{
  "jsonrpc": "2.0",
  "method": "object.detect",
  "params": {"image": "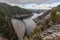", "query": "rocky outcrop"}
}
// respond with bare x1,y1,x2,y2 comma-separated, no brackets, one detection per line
42,32,60,40
42,28,60,40
34,10,51,23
